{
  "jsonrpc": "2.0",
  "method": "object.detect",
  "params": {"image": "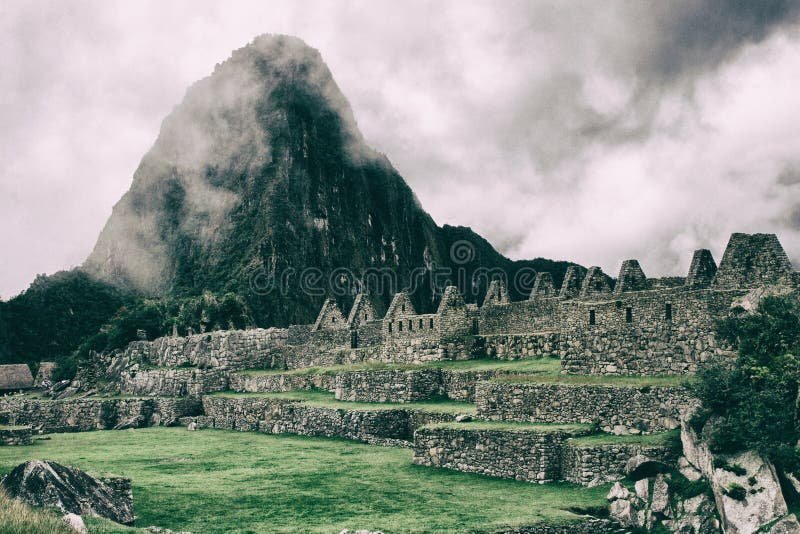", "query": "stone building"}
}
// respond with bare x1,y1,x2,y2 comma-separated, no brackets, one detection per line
0,364,34,393
104,232,798,400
